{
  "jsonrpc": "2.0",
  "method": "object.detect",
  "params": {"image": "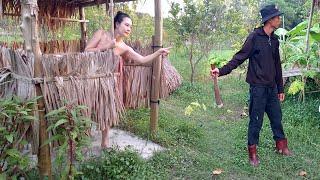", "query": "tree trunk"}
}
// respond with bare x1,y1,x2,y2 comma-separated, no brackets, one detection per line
305,0,315,53
20,0,52,178
189,37,195,84
303,0,316,103
189,52,195,83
